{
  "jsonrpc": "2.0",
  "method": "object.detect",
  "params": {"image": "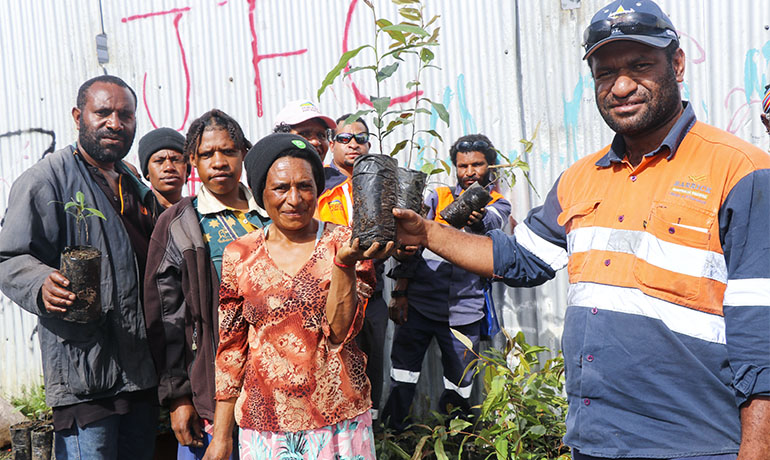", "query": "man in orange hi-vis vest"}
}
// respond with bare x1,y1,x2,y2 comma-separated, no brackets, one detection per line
391,1,770,457
317,114,371,222
316,114,389,424
381,134,511,432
